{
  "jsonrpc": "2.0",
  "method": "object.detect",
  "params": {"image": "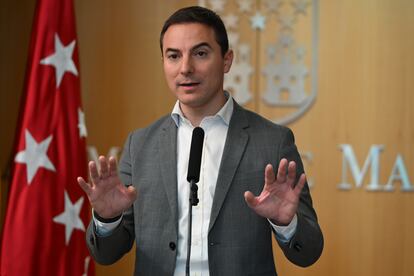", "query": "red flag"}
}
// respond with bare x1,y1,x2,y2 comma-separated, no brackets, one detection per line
0,0,94,275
